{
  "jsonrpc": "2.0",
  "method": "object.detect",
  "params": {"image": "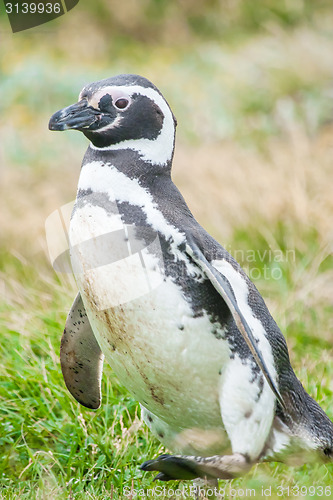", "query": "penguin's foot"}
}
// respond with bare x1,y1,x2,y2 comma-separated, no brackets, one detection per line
140,452,252,481
140,454,199,481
